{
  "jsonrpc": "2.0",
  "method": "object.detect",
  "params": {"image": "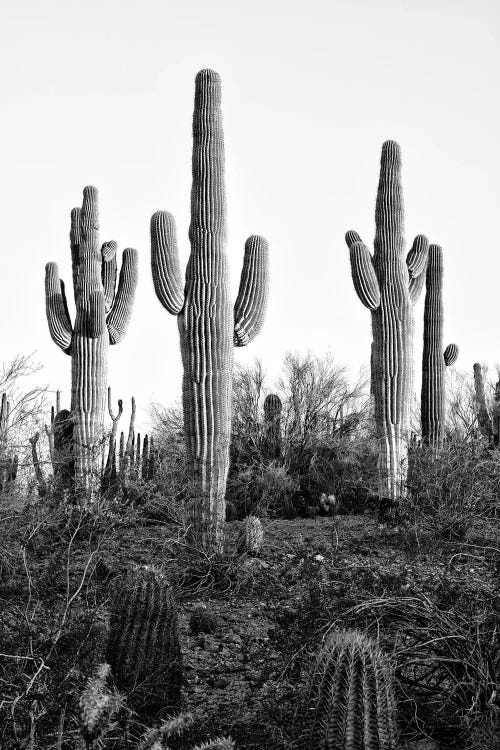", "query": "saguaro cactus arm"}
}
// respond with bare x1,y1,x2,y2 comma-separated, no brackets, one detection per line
407,234,429,303
346,237,381,310
233,235,269,347
101,240,118,312
45,263,73,353
106,248,139,344
444,343,458,366
151,211,185,315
